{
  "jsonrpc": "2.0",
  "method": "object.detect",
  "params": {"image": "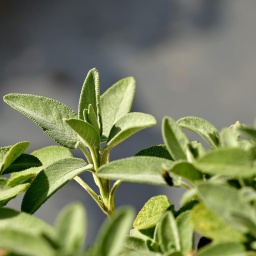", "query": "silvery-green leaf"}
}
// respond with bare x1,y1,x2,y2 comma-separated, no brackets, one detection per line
106,112,157,149
101,77,136,139
97,156,174,186
4,94,78,148
22,158,91,213
177,116,219,148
